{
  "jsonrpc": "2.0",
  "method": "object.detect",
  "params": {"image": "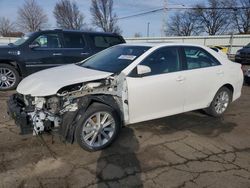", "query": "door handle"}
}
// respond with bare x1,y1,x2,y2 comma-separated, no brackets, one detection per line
81,52,90,55
53,53,62,56
176,76,185,82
